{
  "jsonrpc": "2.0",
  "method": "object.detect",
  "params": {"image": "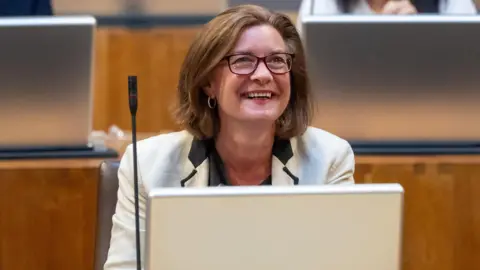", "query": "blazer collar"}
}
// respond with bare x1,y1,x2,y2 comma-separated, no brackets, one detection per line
180,137,299,187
